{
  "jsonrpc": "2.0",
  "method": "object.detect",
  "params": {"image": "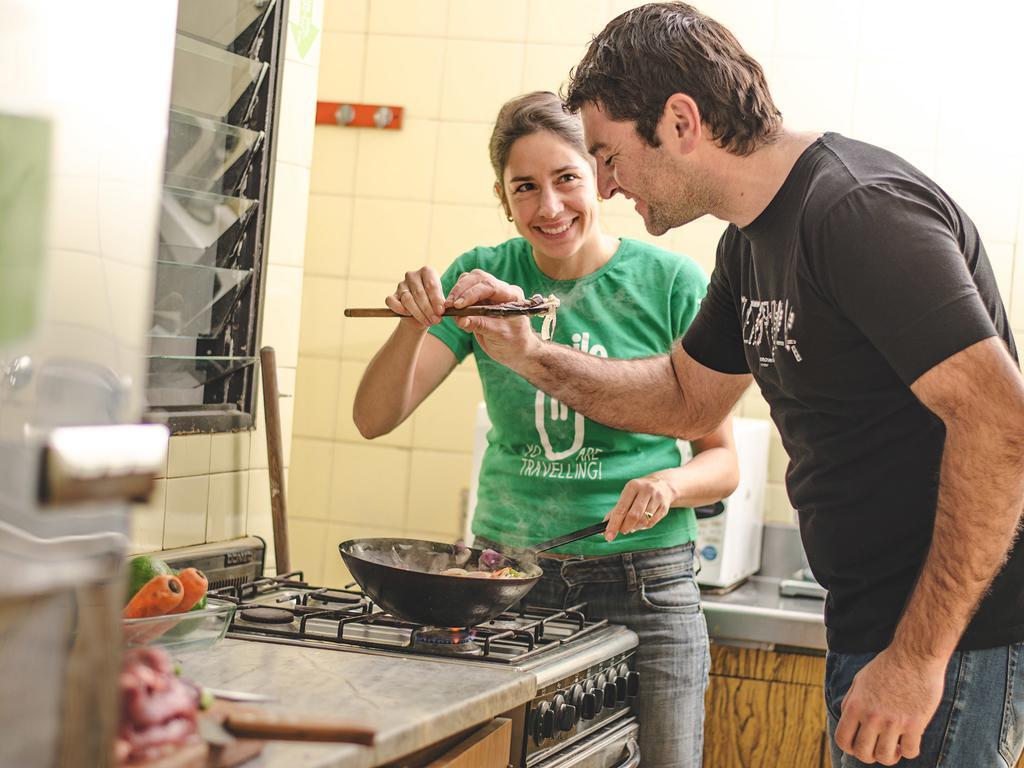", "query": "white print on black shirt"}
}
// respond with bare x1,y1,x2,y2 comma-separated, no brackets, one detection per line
524,330,607,475
741,296,802,367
